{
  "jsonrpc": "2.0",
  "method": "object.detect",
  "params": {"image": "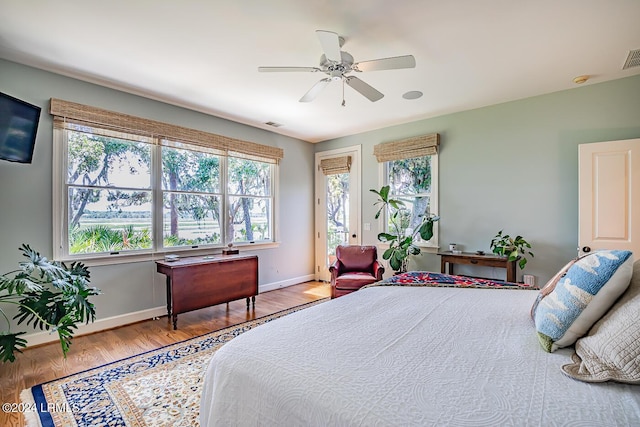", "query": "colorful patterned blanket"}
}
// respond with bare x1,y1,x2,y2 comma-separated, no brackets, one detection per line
366,271,538,290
